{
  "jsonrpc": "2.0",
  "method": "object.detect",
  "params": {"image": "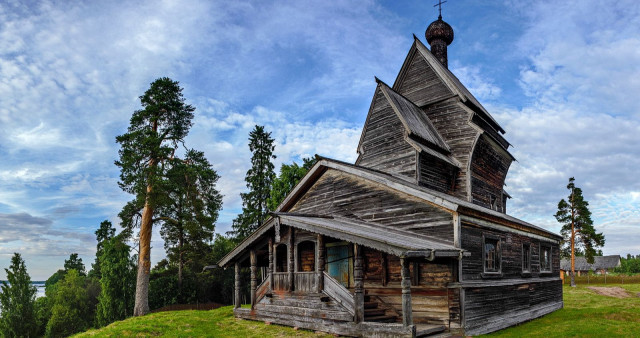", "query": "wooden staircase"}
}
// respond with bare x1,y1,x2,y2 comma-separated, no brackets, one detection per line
363,294,398,323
